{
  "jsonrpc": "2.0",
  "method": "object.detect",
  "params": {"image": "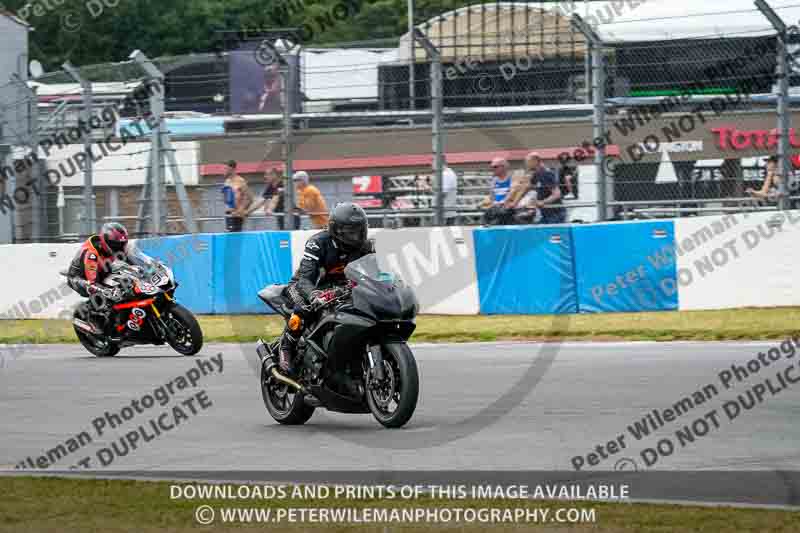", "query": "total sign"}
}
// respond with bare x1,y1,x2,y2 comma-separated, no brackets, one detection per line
712,126,800,151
